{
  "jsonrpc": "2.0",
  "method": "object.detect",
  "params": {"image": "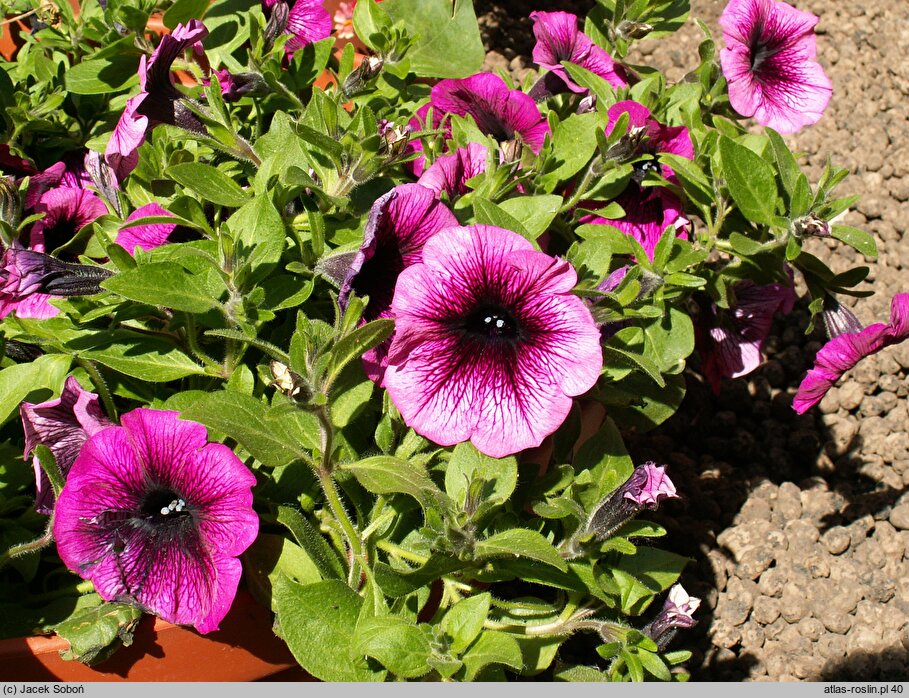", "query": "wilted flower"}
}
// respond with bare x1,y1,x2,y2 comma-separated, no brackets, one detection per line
530,11,628,93
694,276,796,394
383,225,602,458
642,584,701,650
585,462,678,540
417,143,488,200
21,376,114,514
52,409,259,634
719,0,832,134
793,293,909,414
116,203,179,254
338,183,457,383
104,20,210,182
